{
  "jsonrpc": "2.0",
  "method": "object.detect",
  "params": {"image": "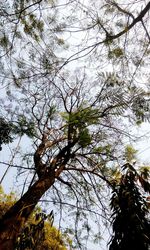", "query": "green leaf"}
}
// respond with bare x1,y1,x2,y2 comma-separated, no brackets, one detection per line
0,35,9,47
124,145,137,162
108,47,124,59
78,128,91,148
